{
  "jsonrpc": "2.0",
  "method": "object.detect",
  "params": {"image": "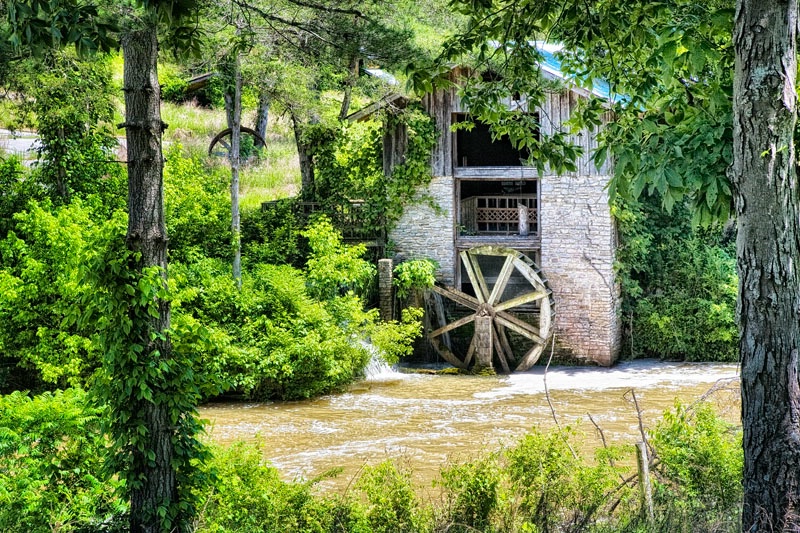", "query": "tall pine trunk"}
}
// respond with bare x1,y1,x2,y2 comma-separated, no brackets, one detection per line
733,0,800,530
121,27,176,532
